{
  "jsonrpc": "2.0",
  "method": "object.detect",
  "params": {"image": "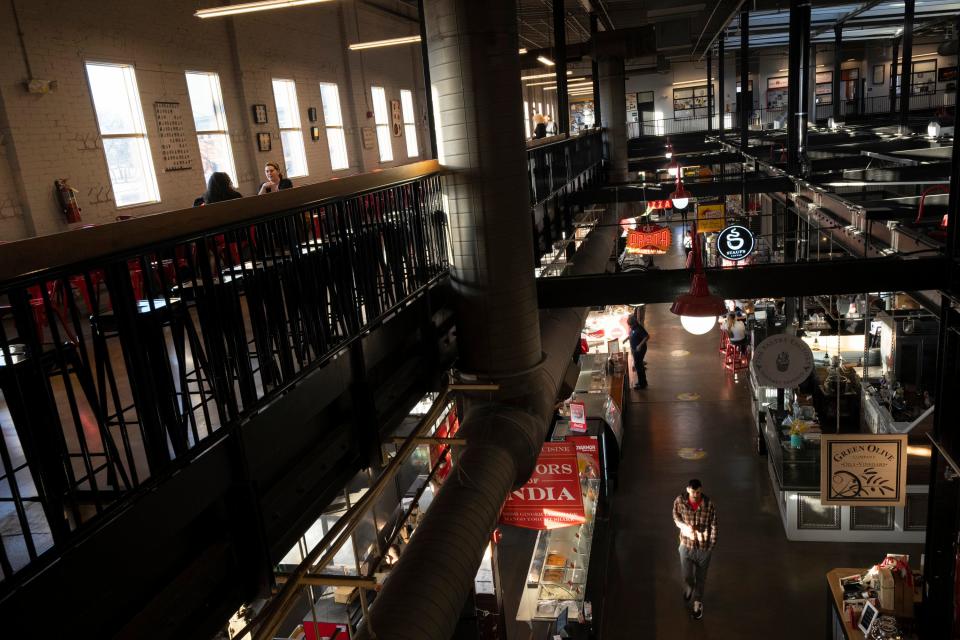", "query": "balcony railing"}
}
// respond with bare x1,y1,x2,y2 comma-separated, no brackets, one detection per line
0,161,449,586
527,129,604,207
